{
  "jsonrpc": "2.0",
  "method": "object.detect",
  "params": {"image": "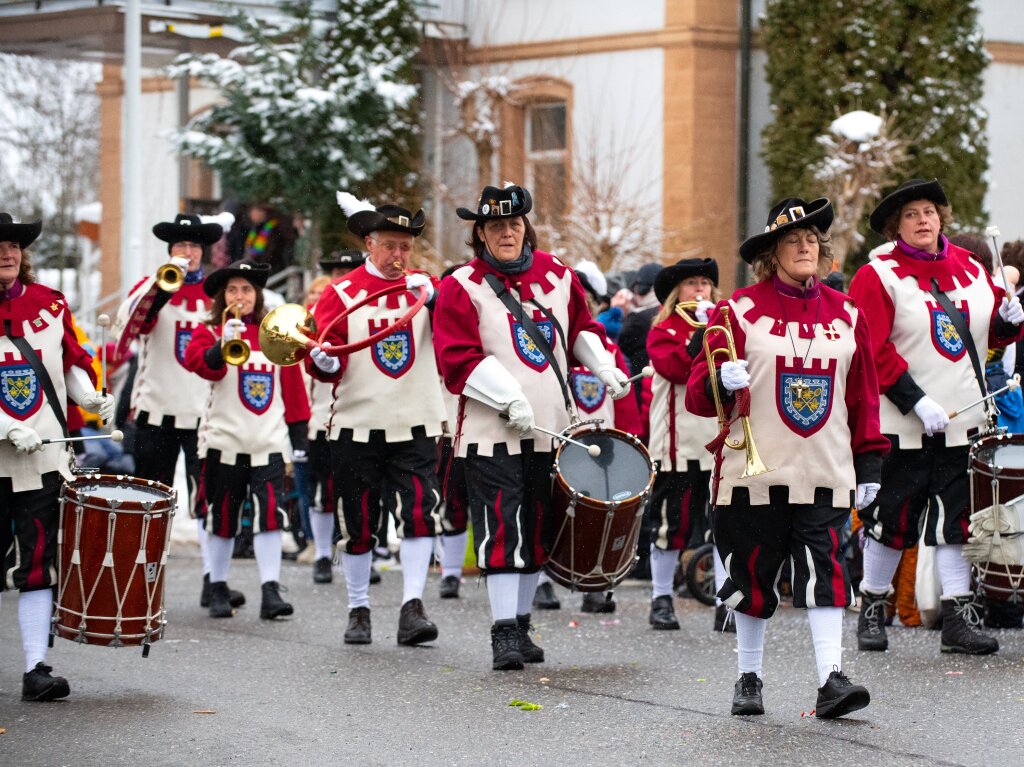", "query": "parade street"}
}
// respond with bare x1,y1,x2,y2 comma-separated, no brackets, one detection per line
1,550,1021,767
